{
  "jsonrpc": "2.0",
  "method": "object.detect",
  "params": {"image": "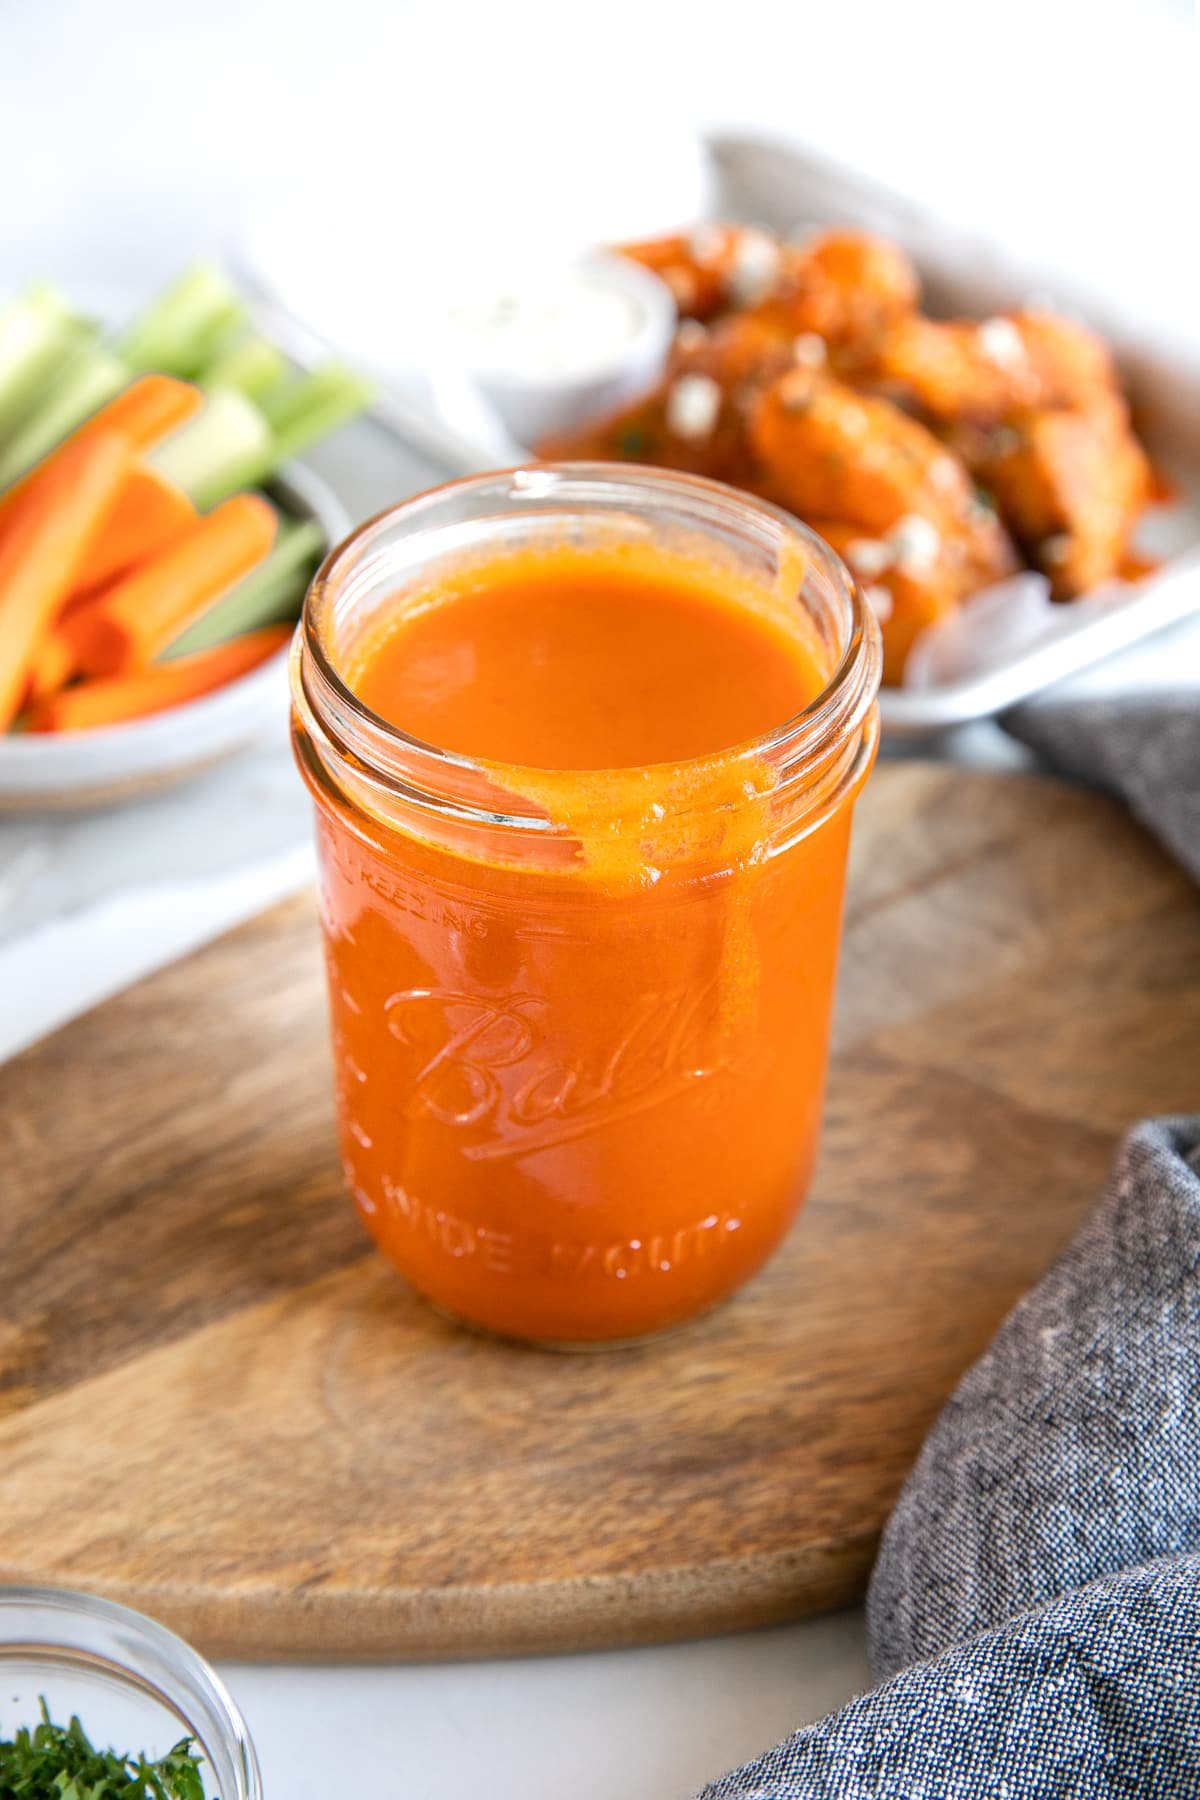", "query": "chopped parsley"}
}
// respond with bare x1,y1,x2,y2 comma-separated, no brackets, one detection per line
0,1703,207,1800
